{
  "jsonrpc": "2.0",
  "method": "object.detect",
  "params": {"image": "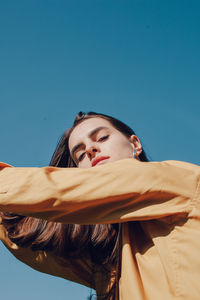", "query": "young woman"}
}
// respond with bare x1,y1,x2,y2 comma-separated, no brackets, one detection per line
0,112,200,300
